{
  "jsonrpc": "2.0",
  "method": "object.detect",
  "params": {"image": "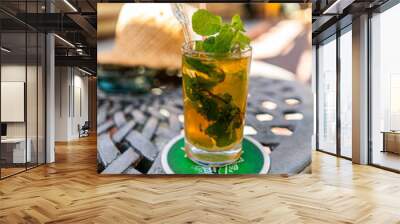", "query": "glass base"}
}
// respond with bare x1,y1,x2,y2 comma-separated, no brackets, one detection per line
184,139,242,167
